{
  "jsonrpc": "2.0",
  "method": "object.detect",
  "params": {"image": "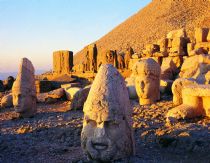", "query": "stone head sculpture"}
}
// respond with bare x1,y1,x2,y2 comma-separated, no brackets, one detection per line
12,58,37,118
105,50,115,64
81,64,135,162
134,58,160,105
